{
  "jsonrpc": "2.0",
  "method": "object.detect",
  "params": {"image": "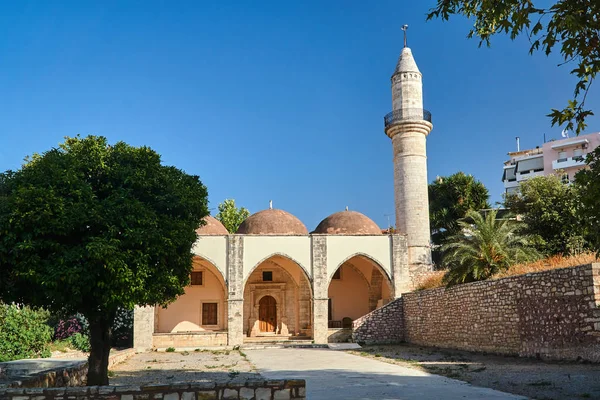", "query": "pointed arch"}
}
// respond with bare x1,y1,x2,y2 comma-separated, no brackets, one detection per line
243,252,312,291
330,252,392,285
